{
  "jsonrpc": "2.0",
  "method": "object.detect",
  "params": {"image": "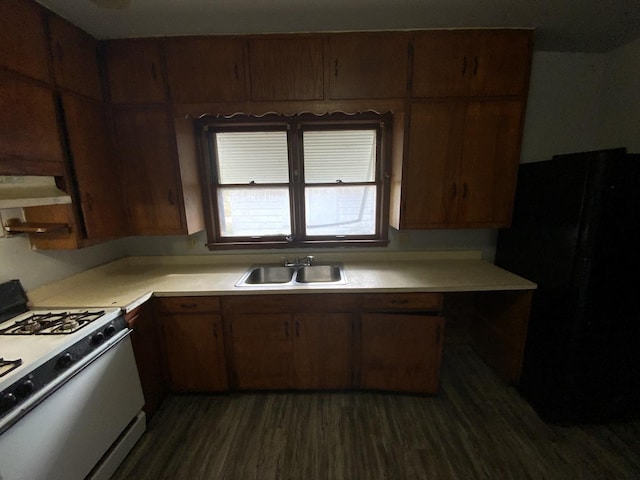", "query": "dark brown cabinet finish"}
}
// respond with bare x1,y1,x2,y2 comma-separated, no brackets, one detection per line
293,313,353,390
113,107,185,235
61,93,128,239
126,303,167,420
360,313,444,393
0,74,64,175
157,297,228,392
48,15,102,100
248,36,324,101
472,290,533,383
398,99,523,228
164,36,245,103
328,32,409,99
224,294,357,390
228,313,294,390
0,0,50,82
412,30,532,98
104,39,167,104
